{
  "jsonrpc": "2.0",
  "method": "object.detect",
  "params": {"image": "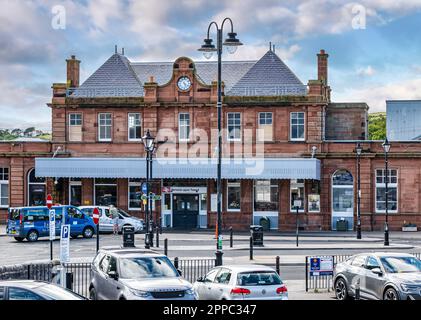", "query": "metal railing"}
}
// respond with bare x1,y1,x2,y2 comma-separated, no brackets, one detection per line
63,263,91,298
173,257,216,284
0,263,54,281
